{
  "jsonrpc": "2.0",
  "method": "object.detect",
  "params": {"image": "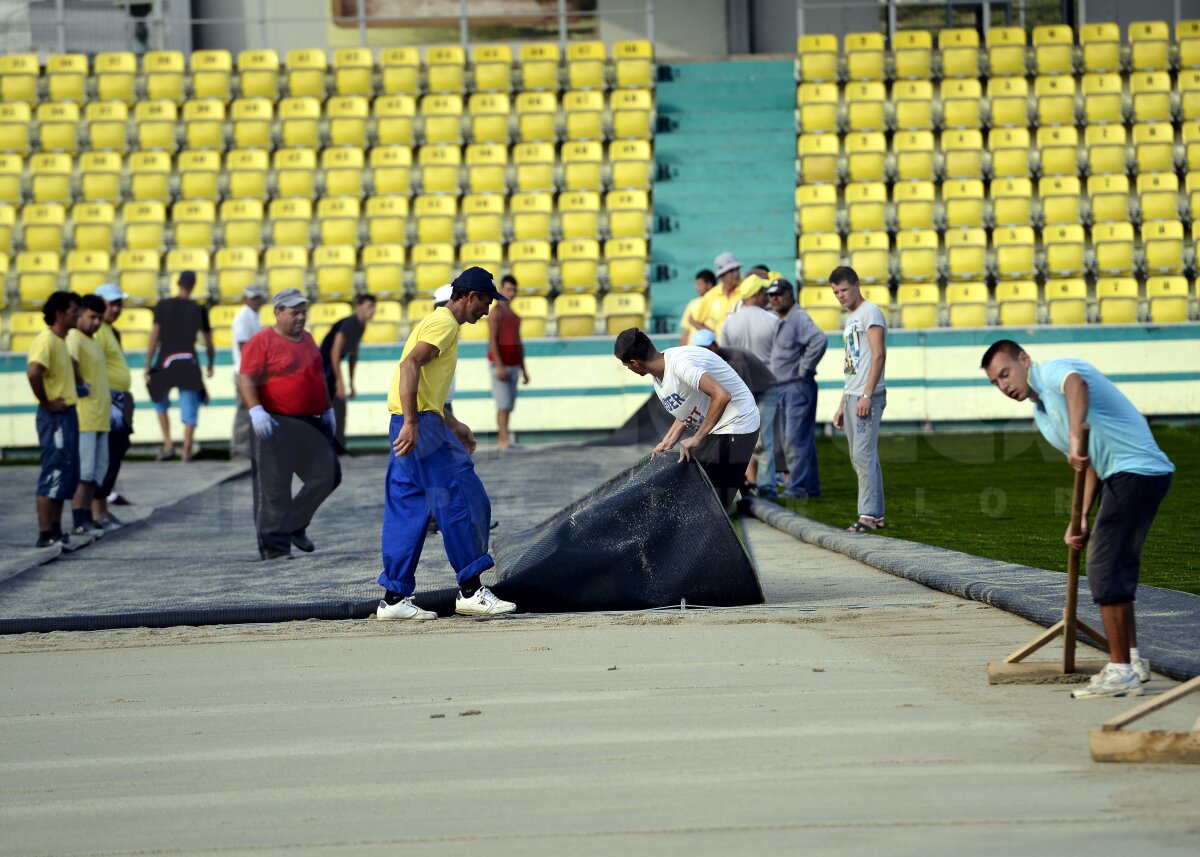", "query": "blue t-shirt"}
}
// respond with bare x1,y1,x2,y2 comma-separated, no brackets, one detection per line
1028,359,1174,481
